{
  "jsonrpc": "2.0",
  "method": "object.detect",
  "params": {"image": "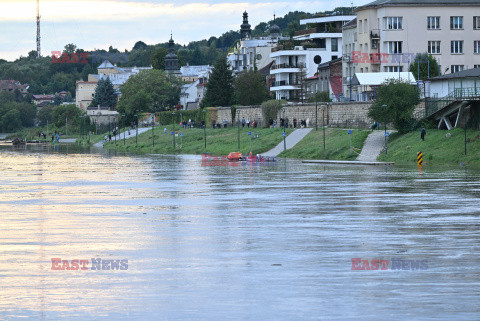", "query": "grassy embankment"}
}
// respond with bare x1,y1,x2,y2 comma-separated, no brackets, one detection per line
103,127,294,155
377,128,480,166
279,128,370,160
